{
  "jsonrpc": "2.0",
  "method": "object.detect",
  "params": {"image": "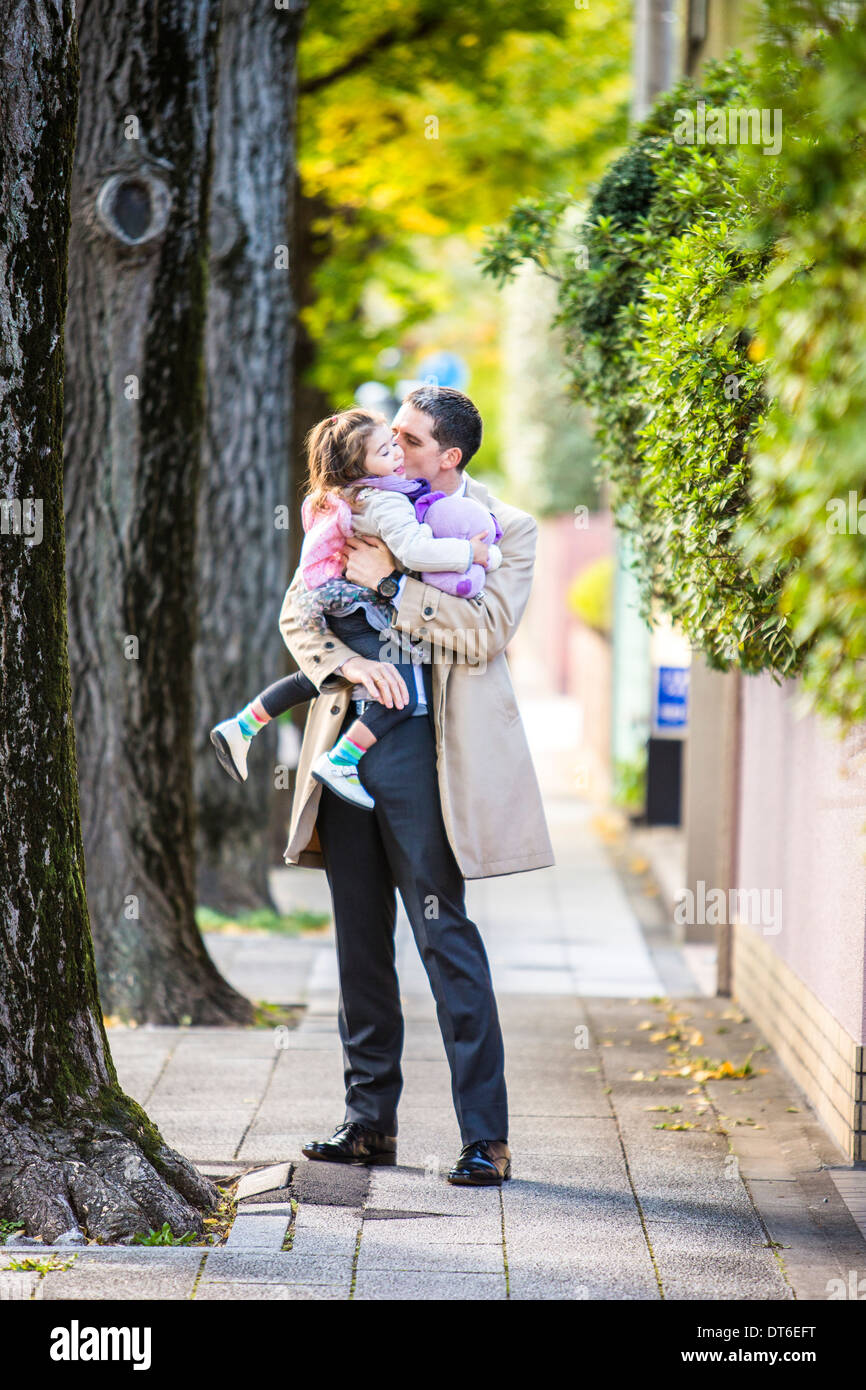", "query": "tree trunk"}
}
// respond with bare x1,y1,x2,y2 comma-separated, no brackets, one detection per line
0,0,218,1241
195,0,306,915
63,0,252,1022
268,183,338,835
292,186,336,503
